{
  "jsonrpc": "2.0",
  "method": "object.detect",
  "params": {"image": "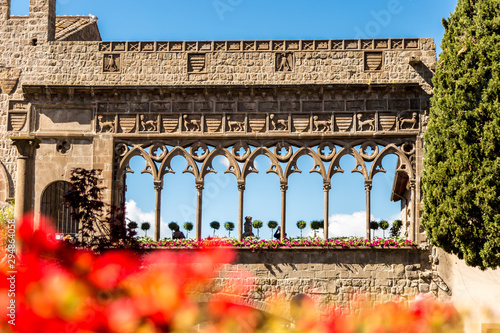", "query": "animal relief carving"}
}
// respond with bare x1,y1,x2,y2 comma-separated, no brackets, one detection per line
140,115,158,132
276,53,294,72
103,54,121,73
227,116,245,132
270,114,288,131
98,115,115,133
313,116,332,132
357,114,375,131
183,115,201,132
399,112,418,129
